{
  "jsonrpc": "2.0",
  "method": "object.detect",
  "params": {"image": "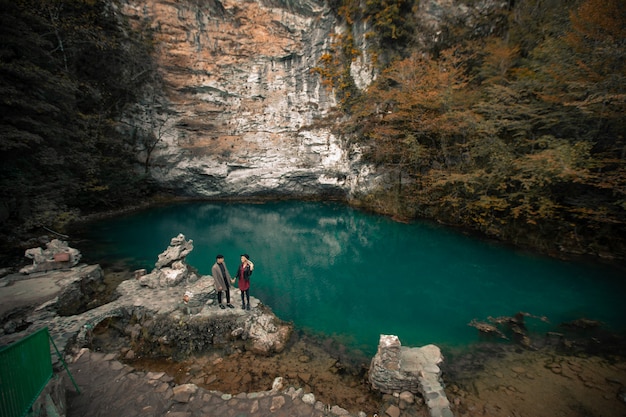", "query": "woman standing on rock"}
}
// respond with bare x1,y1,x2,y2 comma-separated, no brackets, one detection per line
211,254,234,309
233,253,254,310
